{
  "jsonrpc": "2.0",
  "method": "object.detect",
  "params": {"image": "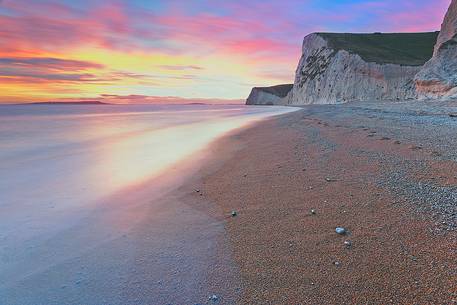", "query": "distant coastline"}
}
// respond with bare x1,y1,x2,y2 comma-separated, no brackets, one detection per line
25,101,110,105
